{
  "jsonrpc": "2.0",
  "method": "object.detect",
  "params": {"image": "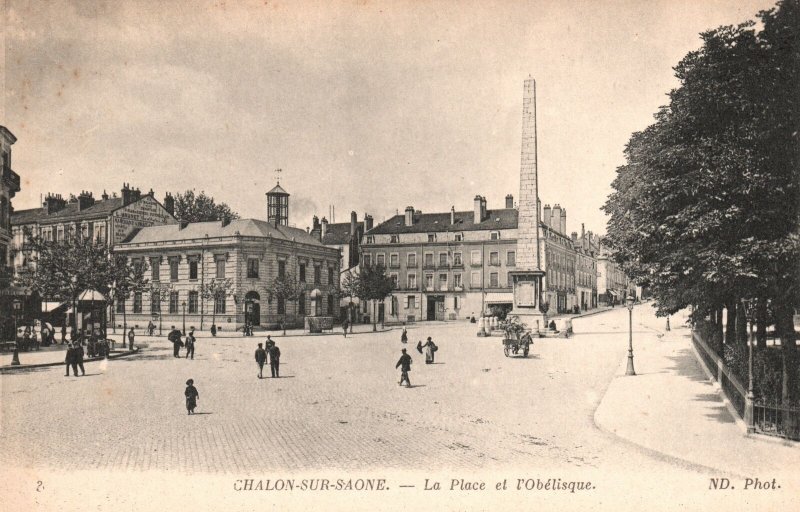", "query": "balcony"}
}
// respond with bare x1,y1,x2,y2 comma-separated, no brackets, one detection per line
2,167,20,193
423,263,436,270
406,262,418,269
451,262,464,269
